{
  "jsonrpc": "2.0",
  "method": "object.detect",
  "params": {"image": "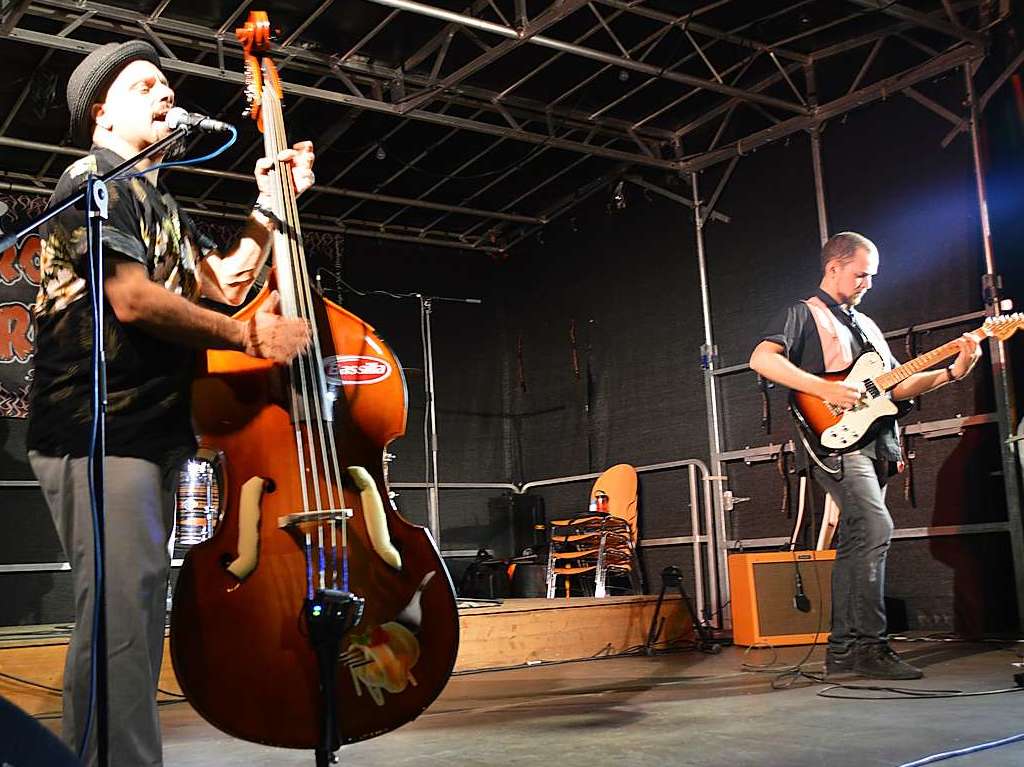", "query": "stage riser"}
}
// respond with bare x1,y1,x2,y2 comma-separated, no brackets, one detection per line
1,596,690,716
